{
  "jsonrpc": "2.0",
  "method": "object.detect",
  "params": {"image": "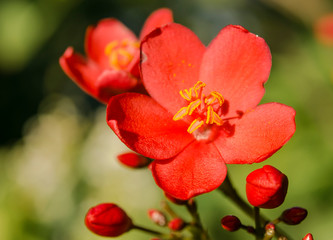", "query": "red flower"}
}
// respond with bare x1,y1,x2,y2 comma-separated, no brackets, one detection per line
246,165,288,209
85,203,132,237
314,13,333,46
107,23,296,200
59,8,173,103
